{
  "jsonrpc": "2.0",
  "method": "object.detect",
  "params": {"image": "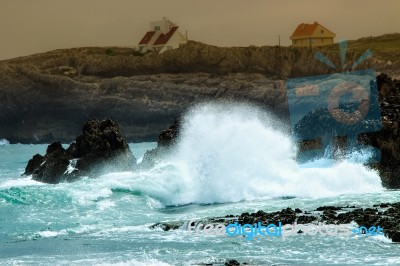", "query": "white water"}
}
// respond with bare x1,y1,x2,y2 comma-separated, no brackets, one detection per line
56,103,383,207
0,139,9,145
0,103,397,265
